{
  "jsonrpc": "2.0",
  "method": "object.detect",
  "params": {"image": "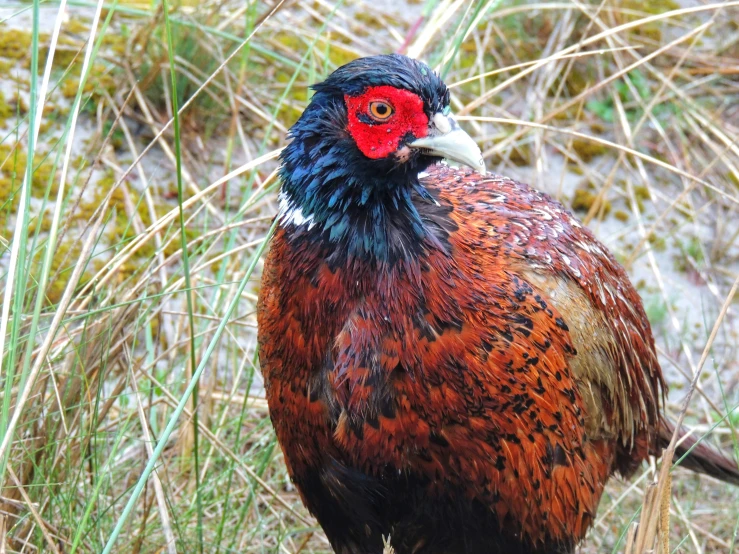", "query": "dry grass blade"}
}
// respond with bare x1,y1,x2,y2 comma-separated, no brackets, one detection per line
460,115,739,206
0,516,5,554
127,355,177,554
0,189,111,463
6,466,62,554
630,275,739,553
